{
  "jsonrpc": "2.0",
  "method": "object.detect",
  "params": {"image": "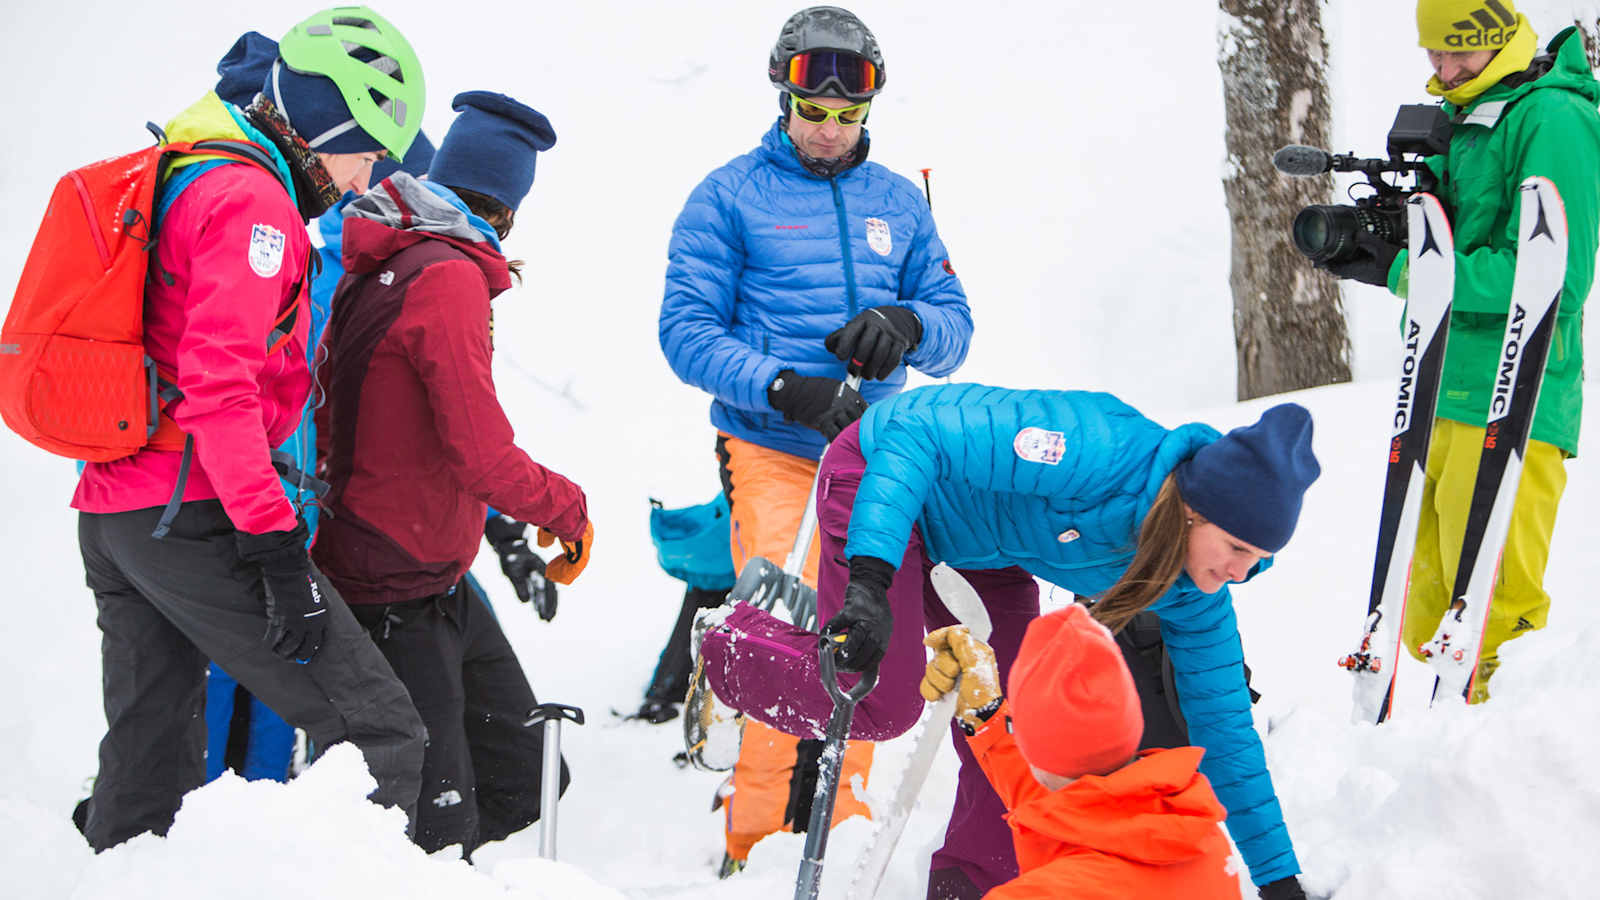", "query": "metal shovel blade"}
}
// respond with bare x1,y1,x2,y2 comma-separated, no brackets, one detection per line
729,554,818,630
